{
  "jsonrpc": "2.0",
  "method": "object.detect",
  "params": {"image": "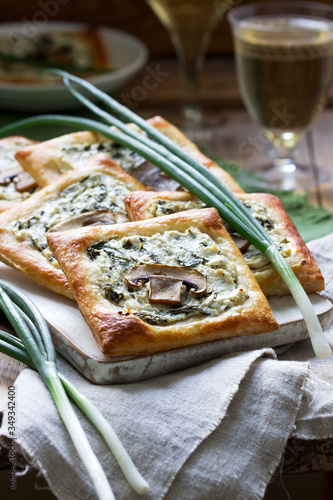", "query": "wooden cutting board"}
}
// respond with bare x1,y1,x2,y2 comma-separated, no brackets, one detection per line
1,262,332,384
